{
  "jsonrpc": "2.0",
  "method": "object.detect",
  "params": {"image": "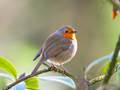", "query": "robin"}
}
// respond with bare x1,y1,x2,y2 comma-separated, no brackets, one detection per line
31,25,78,74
